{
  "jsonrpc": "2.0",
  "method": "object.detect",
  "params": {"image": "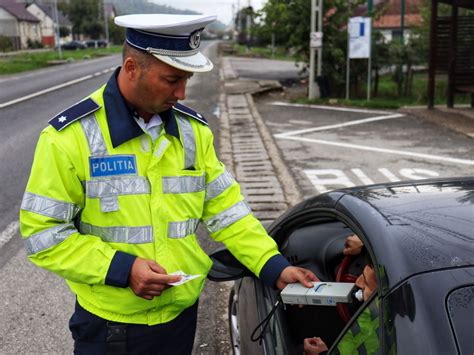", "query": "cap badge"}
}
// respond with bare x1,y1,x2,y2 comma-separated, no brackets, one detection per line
189,29,202,49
